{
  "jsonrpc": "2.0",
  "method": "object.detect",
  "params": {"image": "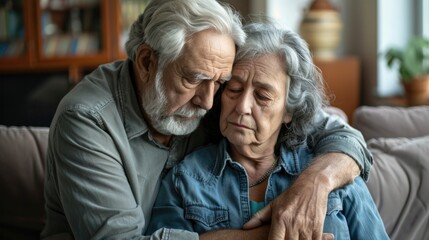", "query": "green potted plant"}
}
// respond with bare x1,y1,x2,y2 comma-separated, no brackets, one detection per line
384,36,429,105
